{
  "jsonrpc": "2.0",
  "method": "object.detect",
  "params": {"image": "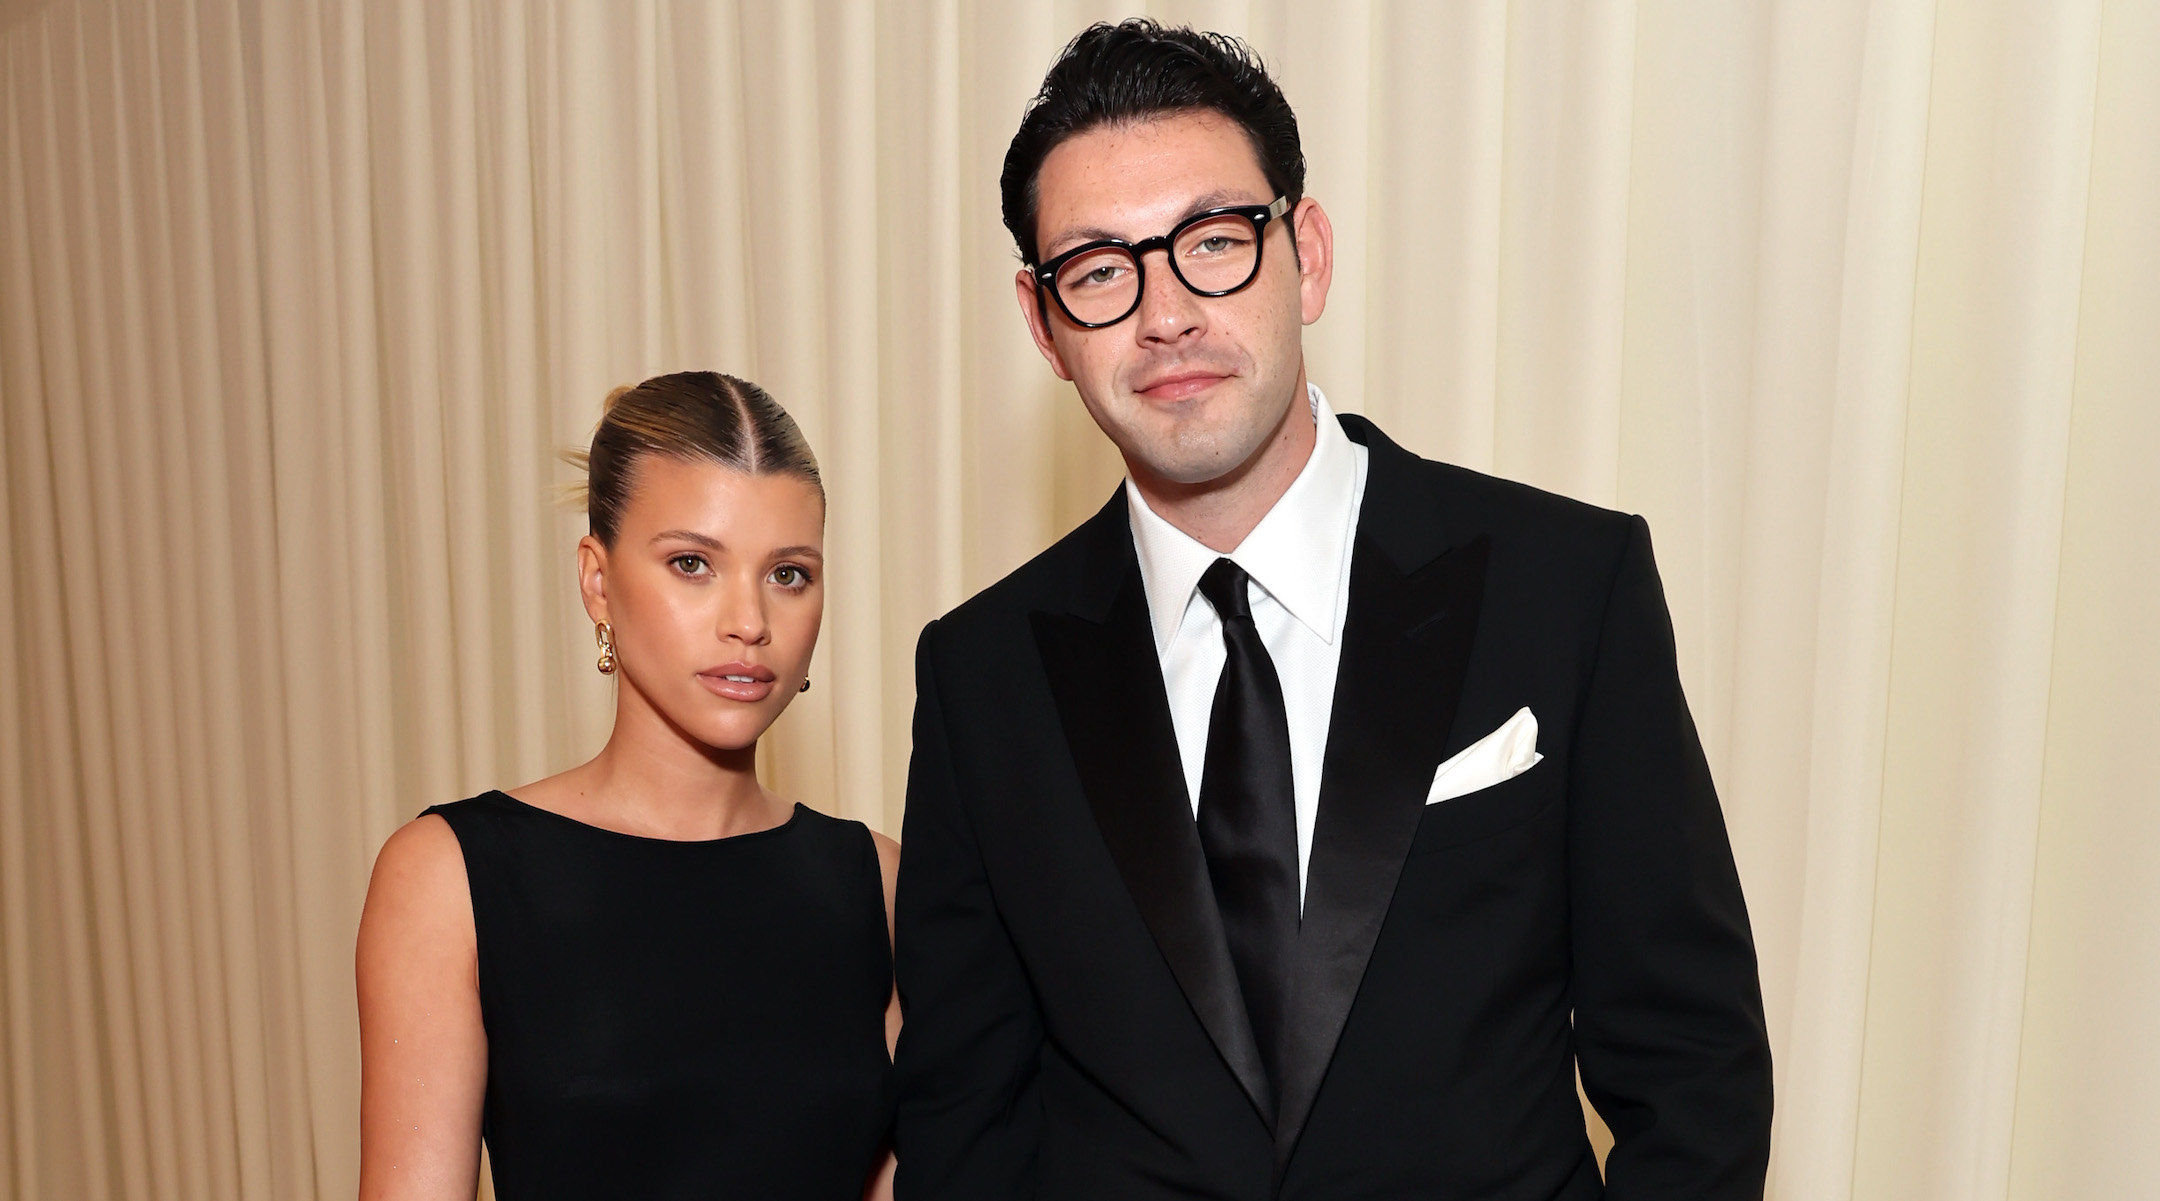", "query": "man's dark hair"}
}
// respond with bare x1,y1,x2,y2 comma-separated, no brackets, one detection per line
1000,20,1305,267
